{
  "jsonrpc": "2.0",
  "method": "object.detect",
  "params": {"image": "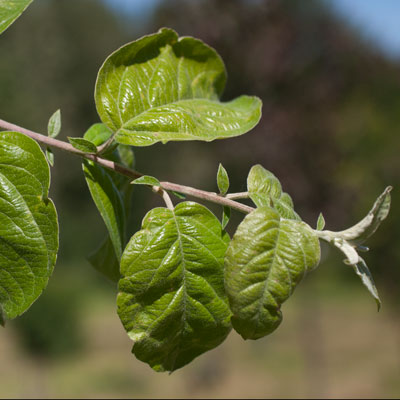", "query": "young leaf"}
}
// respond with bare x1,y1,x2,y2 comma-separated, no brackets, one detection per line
170,190,186,200
217,163,229,195
117,202,232,372
225,206,320,340
0,131,58,321
221,206,230,229
316,212,325,230
47,109,61,138
247,164,300,220
45,146,54,166
0,0,33,34
83,160,126,262
95,28,262,147
83,123,113,146
68,137,98,154
131,175,160,187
